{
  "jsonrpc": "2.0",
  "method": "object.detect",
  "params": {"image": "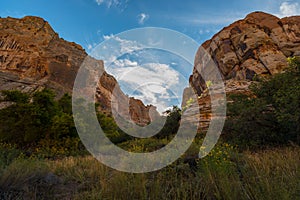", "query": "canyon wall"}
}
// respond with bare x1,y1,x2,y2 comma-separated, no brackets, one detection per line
186,12,300,132
0,16,157,125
